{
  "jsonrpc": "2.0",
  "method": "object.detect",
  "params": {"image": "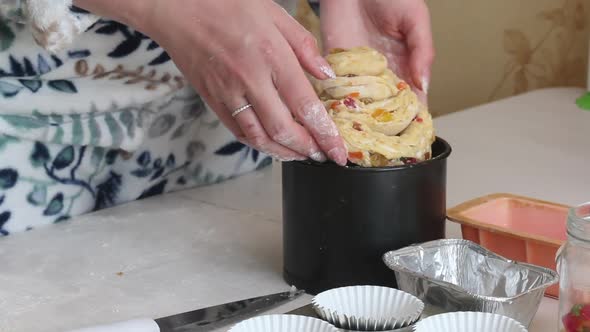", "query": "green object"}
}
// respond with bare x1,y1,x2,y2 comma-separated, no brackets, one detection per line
576,92,590,111
0,21,15,52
